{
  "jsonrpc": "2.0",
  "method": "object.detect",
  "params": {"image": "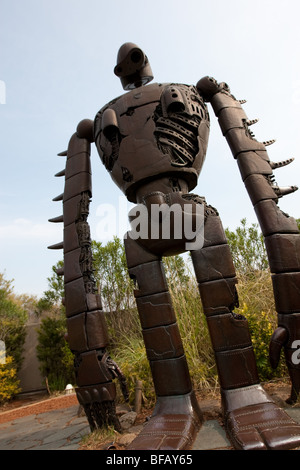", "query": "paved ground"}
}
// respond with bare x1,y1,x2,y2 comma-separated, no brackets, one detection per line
0,404,90,450
0,398,300,451
0,403,231,451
